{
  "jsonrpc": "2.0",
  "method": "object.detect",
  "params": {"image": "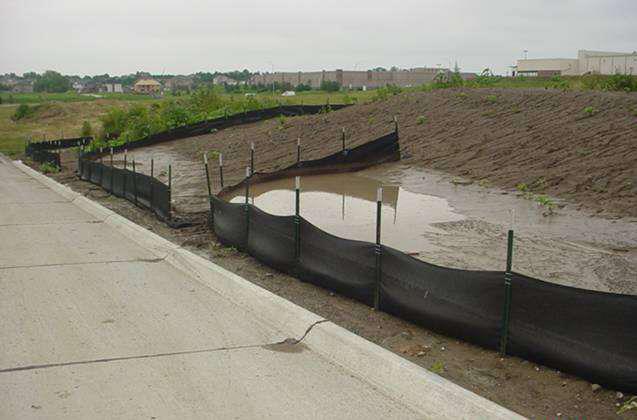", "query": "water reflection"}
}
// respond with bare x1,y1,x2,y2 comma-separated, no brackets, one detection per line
225,172,463,253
